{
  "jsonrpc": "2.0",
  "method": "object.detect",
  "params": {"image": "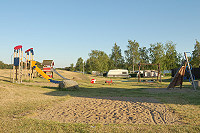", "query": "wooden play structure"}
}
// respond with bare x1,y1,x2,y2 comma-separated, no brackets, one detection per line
138,63,161,82
42,60,54,78
12,45,37,83
12,45,23,83
167,52,196,90
11,44,78,89
25,48,35,80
